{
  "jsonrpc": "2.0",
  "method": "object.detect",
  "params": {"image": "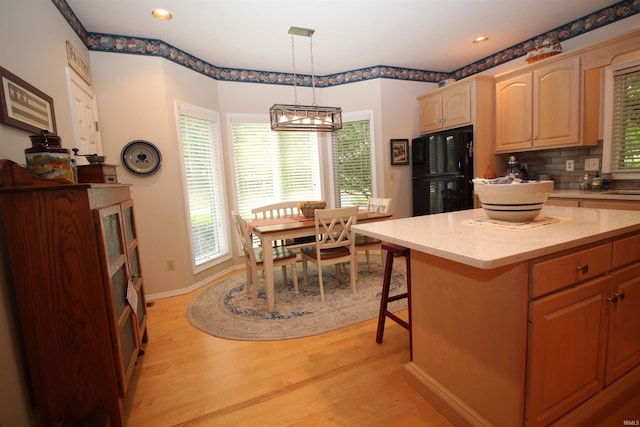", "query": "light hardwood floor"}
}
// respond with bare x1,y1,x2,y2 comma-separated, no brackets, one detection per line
123,271,639,427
